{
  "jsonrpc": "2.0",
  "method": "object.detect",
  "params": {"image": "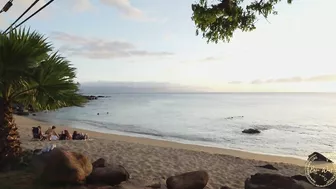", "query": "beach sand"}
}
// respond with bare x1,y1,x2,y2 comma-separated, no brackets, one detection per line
16,115,309,189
